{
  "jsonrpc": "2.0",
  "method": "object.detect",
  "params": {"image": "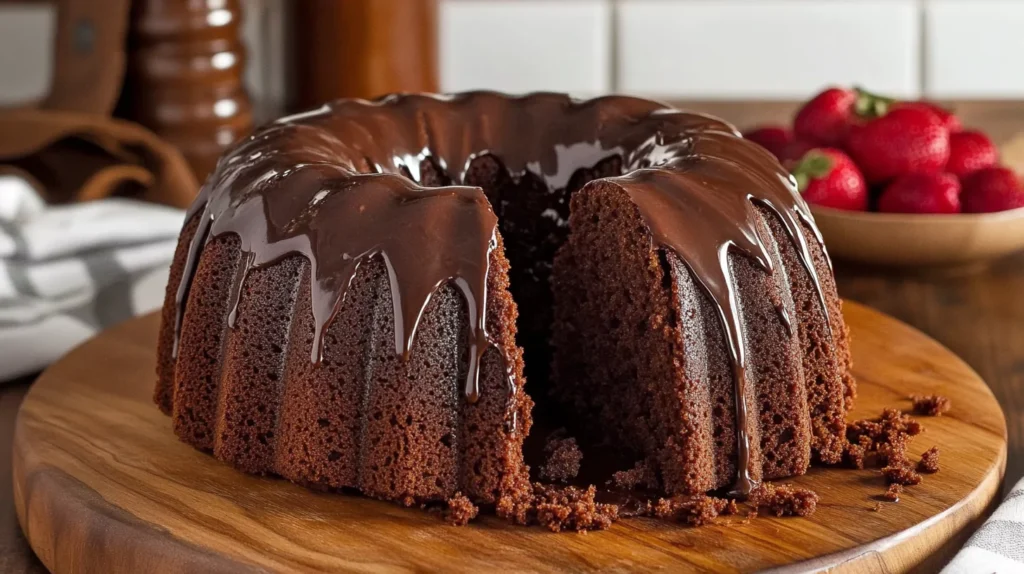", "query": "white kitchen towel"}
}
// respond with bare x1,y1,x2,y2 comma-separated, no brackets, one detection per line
944,475,1024,573
0,176,185,381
